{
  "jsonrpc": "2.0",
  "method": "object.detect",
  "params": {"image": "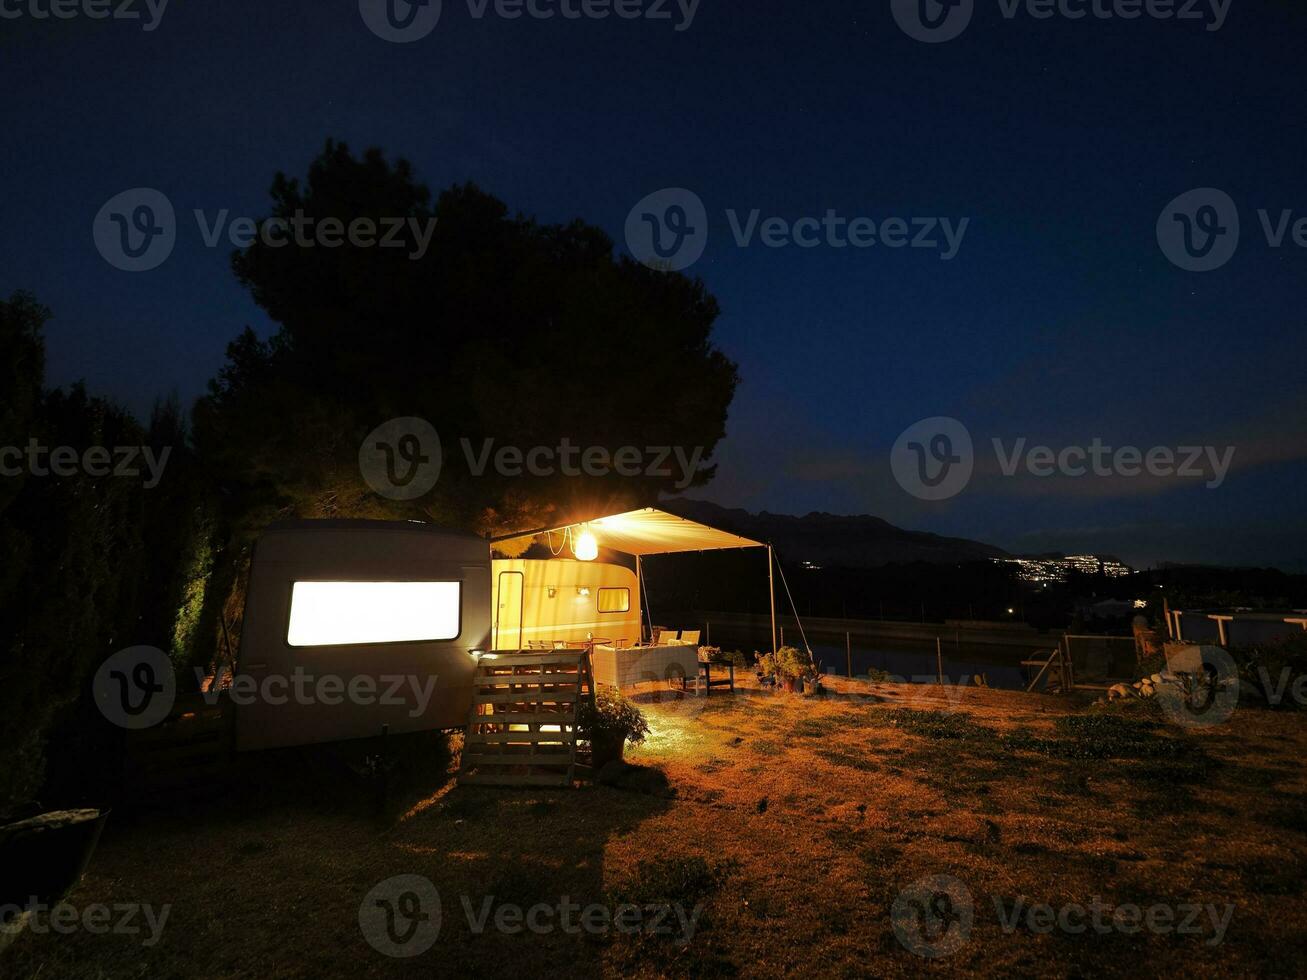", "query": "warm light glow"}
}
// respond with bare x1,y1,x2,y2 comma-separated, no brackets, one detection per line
574,526,599,561
287,581,460,647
